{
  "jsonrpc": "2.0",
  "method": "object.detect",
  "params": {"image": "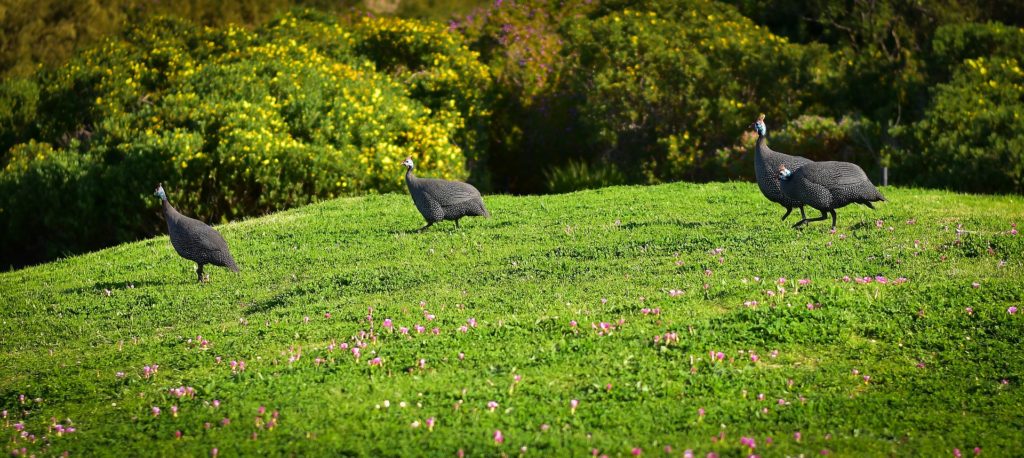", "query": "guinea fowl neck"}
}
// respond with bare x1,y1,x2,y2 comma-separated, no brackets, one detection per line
754,134,770,158
161,198,177,218
405,167,416,182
